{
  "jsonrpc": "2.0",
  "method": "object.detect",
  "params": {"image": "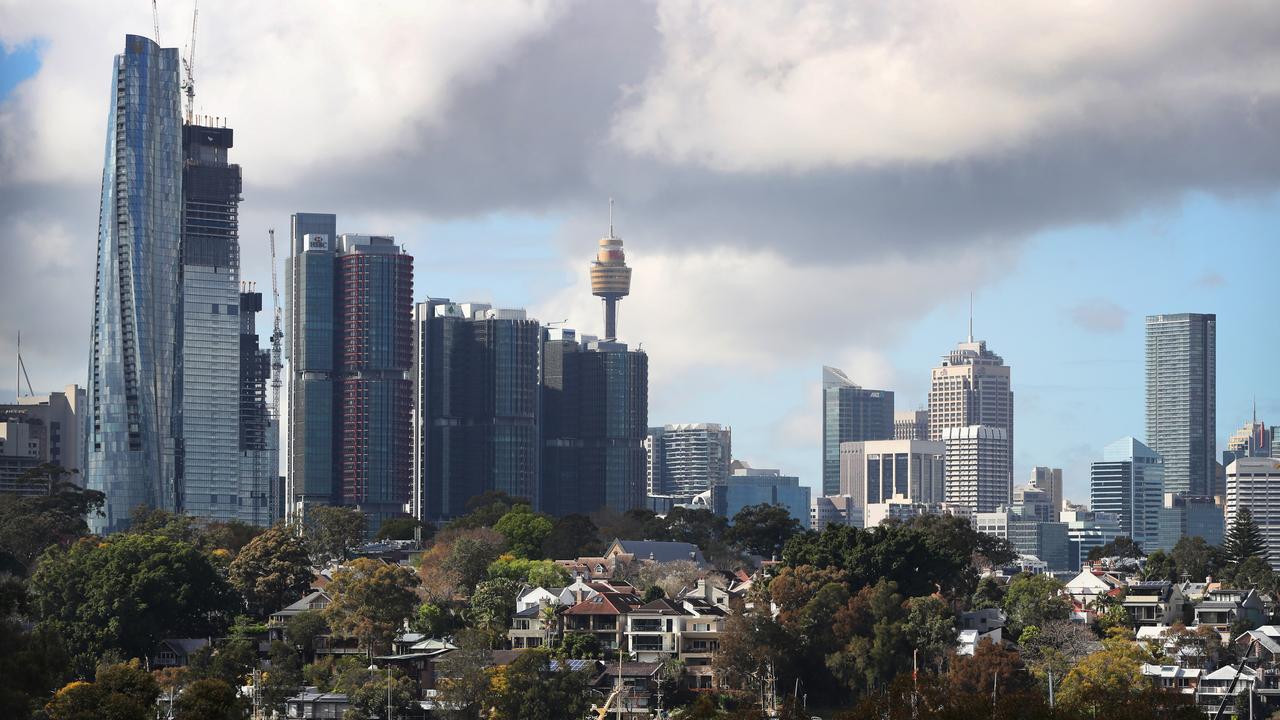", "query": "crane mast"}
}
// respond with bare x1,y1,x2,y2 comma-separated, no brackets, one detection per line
269,229,283,424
